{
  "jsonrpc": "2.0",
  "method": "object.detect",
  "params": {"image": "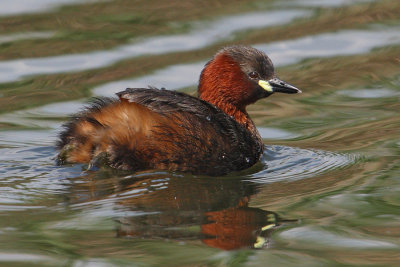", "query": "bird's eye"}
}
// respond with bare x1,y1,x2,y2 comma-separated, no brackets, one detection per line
248,71,259,79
